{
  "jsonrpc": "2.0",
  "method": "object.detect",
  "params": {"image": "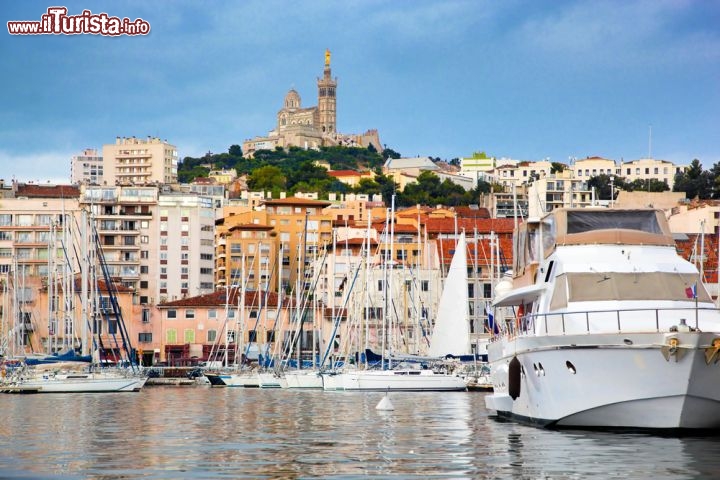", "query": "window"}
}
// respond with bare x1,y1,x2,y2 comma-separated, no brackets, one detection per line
142,309,150,323
377,280,384,291
138,332,152,343
227,330,236,343
207,330,217,343
248,330,257,342
184,329,195,343
167,309,177,319
185,309,195,319
140,281,148,289
166,329,177,344
208,309,217,319
421,280,429,292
